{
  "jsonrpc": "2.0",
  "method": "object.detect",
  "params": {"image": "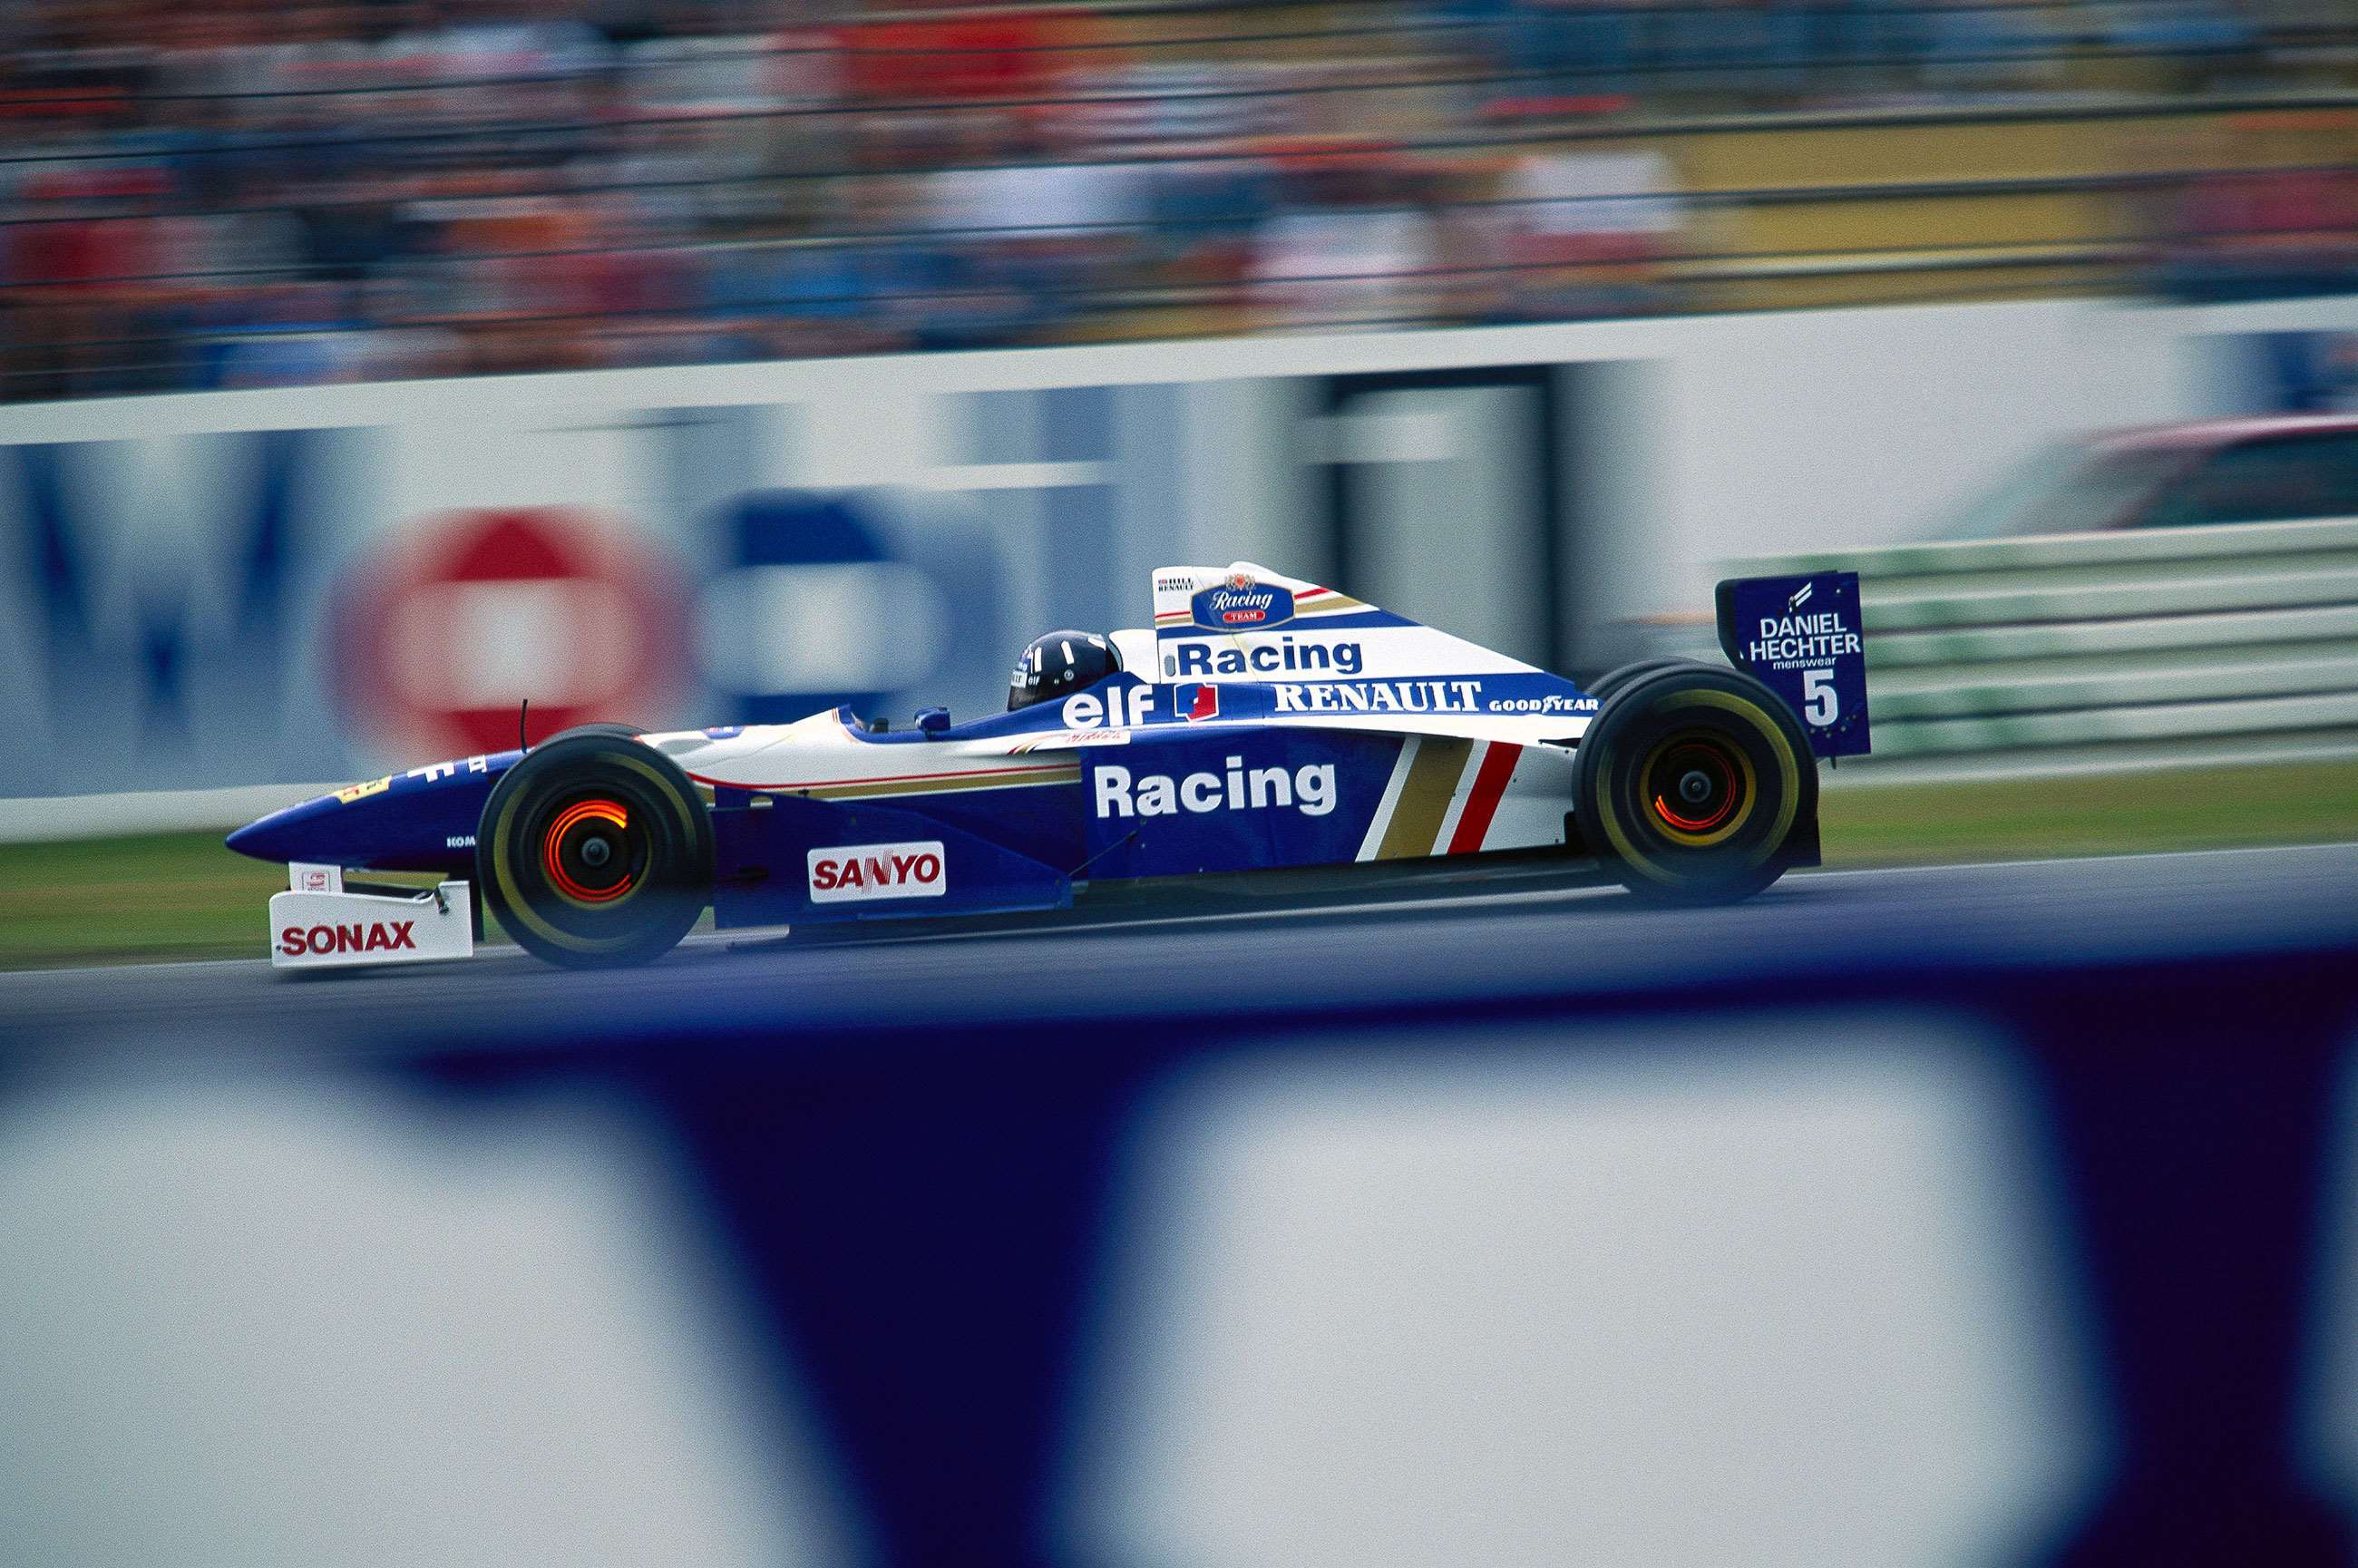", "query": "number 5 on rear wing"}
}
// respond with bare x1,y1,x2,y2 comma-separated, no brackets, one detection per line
1714,570,1872,758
